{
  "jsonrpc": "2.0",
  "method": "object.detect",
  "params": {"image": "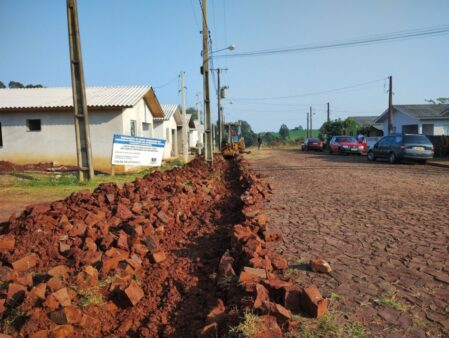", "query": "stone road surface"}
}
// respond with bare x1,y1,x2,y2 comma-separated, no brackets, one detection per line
248,148,449,337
